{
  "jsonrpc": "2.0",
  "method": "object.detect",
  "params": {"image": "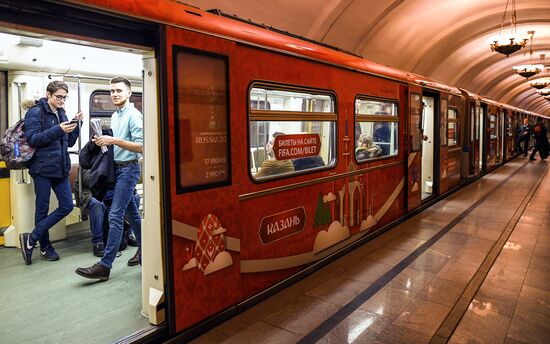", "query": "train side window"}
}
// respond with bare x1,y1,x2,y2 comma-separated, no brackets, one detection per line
490,114,497,139
354,97,398,162
448,108,458,146
173,48,230,193
90,90,142,128
249,84,336,180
